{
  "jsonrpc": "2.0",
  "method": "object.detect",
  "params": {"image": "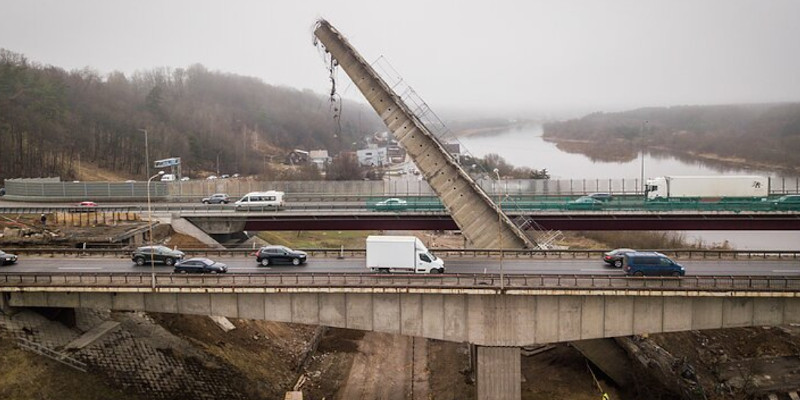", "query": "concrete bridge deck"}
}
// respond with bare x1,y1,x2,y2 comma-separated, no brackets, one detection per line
3,272,799,347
